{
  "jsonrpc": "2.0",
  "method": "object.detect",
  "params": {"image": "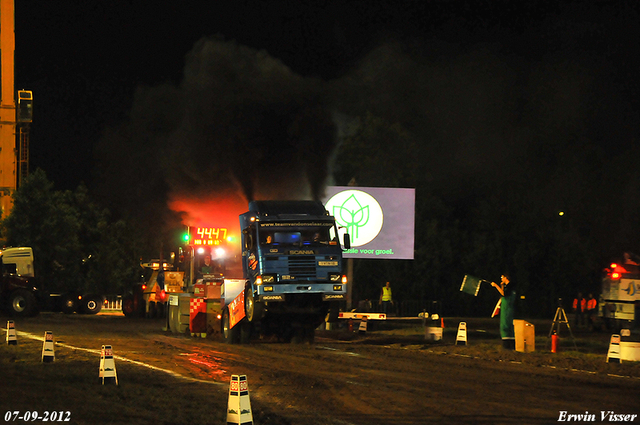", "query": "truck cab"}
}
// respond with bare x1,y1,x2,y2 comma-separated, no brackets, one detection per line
600,259,640,330
0,247,39,317
237,200,349,342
